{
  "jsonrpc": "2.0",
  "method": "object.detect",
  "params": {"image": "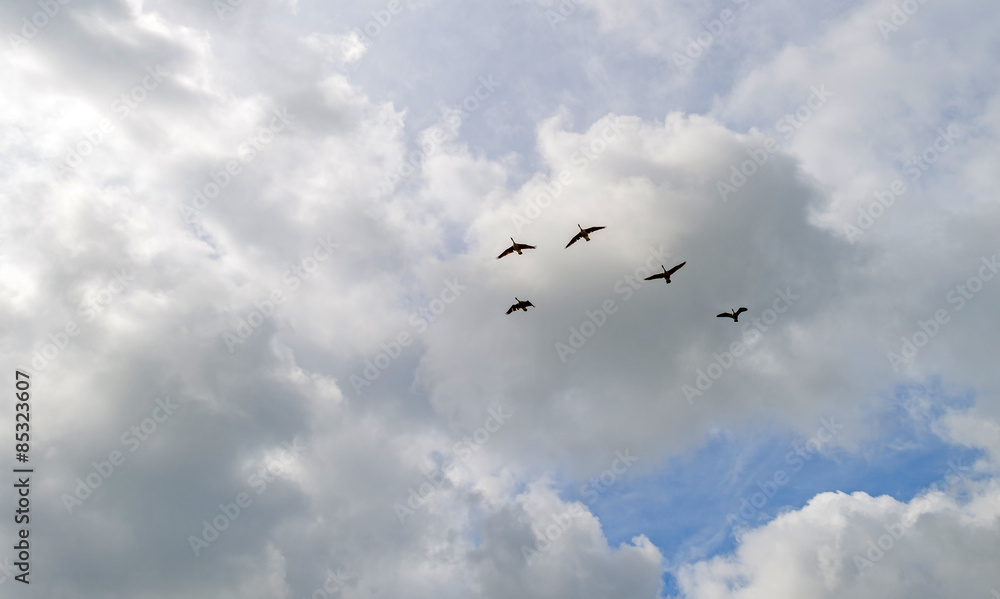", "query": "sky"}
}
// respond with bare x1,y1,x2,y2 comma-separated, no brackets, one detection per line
1,0,1000,597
